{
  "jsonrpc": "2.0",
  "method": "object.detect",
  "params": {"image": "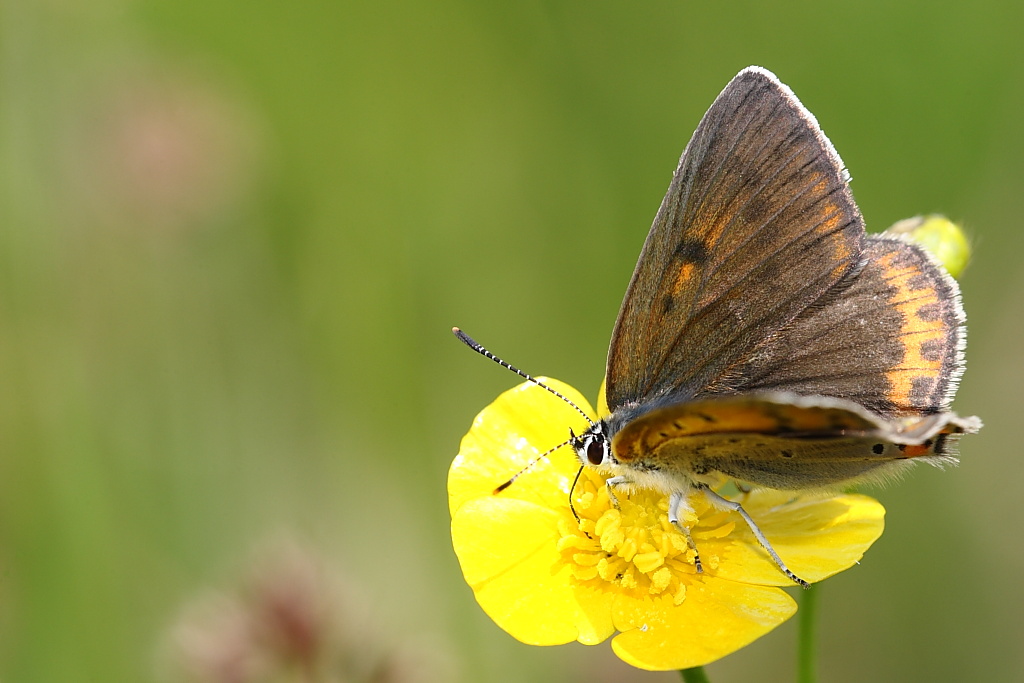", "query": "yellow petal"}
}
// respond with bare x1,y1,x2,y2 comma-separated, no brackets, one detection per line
699,490,885,586
448,379,595,517
451,497,615,645
609,577,796,670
